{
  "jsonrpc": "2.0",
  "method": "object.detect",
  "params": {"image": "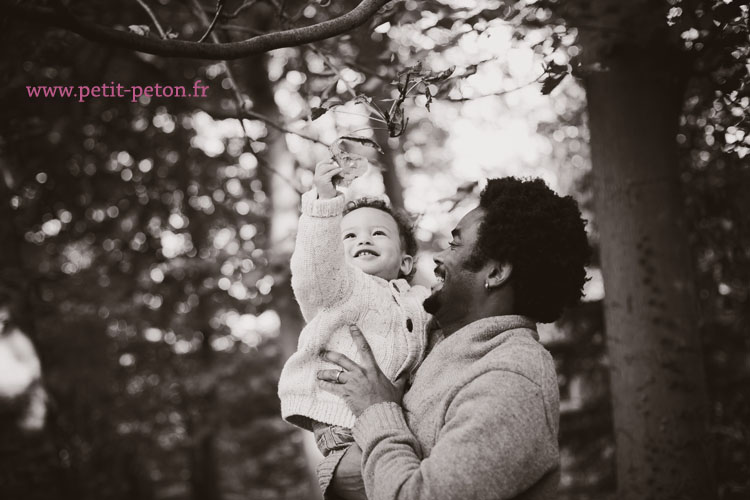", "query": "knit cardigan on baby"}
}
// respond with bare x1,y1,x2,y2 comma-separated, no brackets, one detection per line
352,315,560,500
278,190,430,431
